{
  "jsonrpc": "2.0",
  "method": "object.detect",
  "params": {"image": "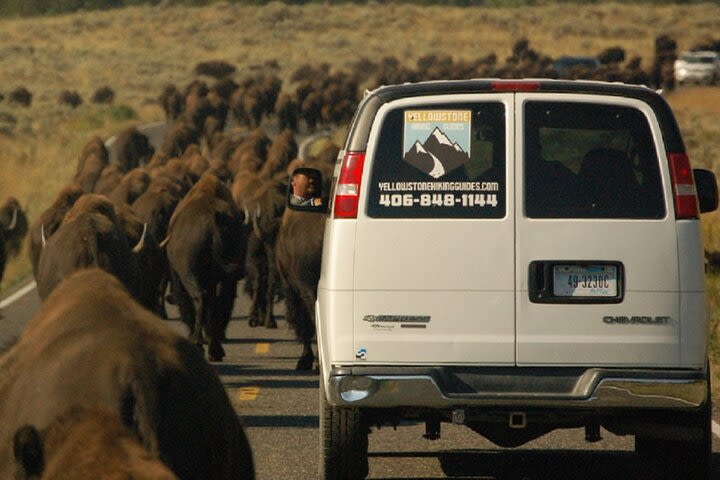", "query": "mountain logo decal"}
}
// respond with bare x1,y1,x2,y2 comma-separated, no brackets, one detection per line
403,110,471,178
